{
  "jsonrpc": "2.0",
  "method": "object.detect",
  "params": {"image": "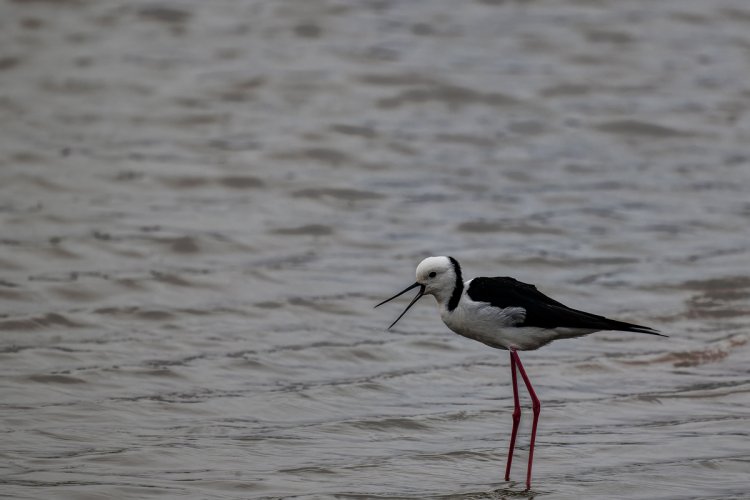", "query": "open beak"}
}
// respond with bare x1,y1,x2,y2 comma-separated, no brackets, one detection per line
375,282,426,330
